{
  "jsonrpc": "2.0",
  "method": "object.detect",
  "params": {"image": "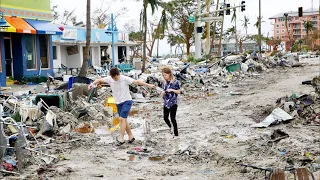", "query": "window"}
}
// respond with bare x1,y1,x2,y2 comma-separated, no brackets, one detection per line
282,30,285,33
295,17,298,20
282,35,284,38
53,46,57,60
39,35,49,68
276,24,279,28
277,36,280,40
25,35,36,70
282,24,284,27
277,30,279,34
